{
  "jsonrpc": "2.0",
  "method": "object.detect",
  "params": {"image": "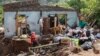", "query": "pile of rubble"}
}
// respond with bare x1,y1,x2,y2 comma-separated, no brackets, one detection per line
0,27,100,56
0,35,100,56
